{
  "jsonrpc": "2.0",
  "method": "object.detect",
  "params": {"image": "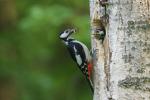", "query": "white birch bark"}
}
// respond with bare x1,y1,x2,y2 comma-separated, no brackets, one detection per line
90,0,150,100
